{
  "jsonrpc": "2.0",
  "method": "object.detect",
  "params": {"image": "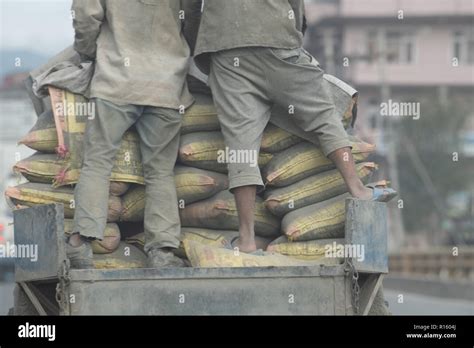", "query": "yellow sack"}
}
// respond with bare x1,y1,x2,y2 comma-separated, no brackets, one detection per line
260,124,302,153
180,190,280,238
18,109,57,153
177,227,238,258
263,138,375,187
175,166,229,205
282,193,349,242
121,166,231,221
64,219,121,254
5,183,122,222
120,185,145,222
181,93,220,134
264,162,376,216
14,153,131,197
183,239,341,268
179,131,273,173
109,182,130,196
48,88,144,187
93,242,147,269
125,232,145,249
14,153,65,184
267,236,345,261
